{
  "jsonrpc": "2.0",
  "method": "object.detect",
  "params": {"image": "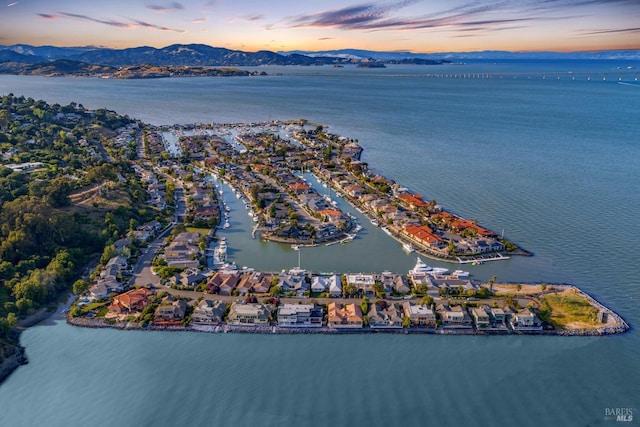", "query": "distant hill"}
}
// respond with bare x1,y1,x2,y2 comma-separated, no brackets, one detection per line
1,44,637,71
0,44,345,67
282,48,640,62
